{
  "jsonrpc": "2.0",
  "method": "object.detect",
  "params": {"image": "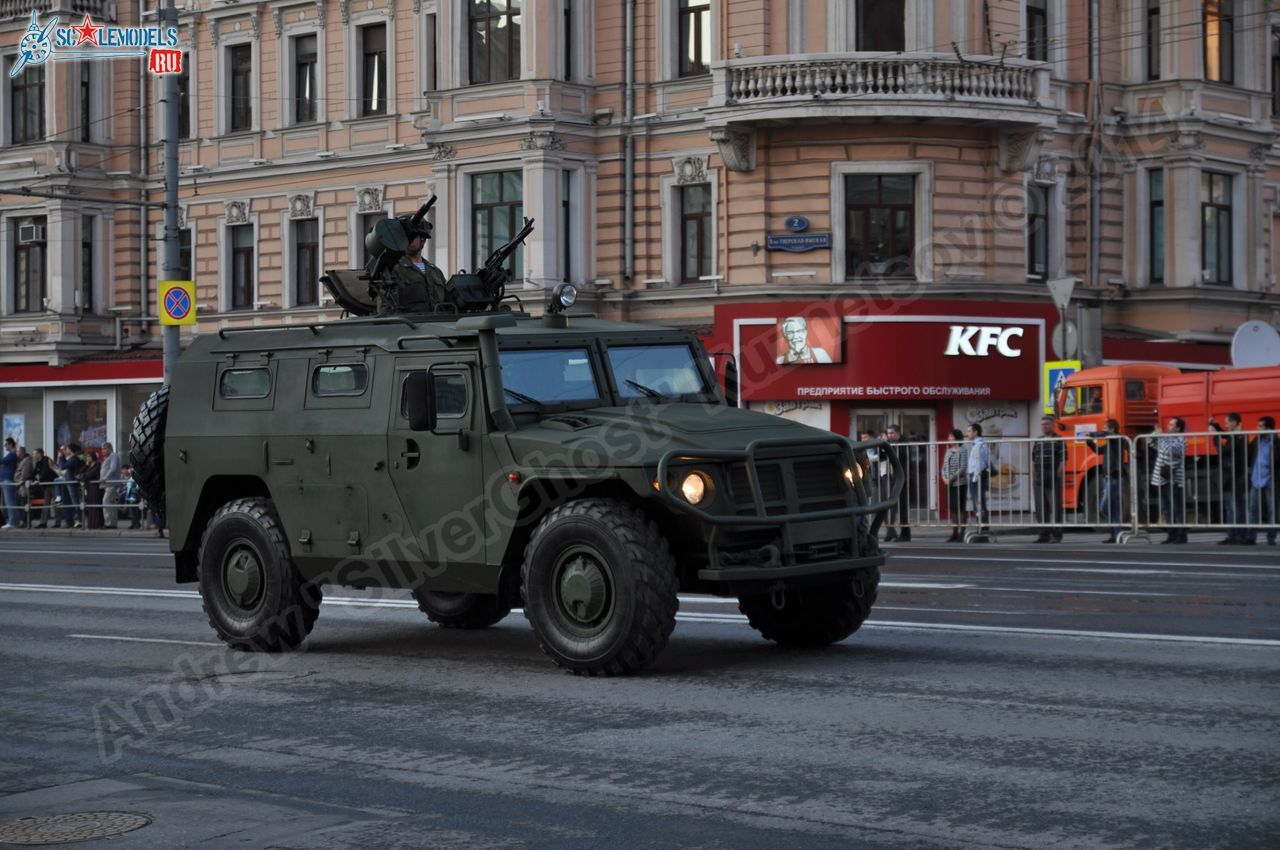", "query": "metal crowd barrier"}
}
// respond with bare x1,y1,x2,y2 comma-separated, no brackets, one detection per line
0,477,158,530
865,429,1278,544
